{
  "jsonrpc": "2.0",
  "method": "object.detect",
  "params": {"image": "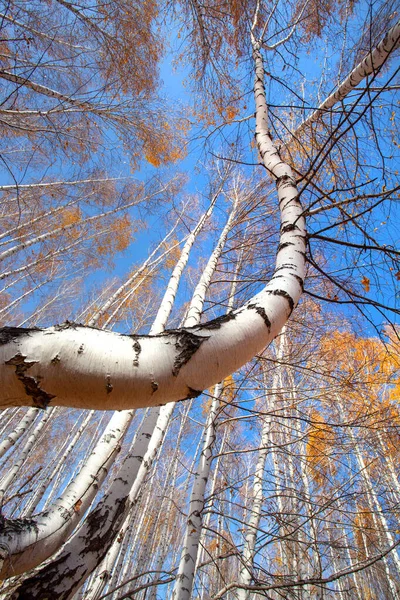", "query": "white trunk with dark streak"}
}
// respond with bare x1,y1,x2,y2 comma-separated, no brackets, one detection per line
0,410,133,578
0,407,39,460
173,223,243,599
172,383,222,600
295,20,400,134
236,333,284,600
